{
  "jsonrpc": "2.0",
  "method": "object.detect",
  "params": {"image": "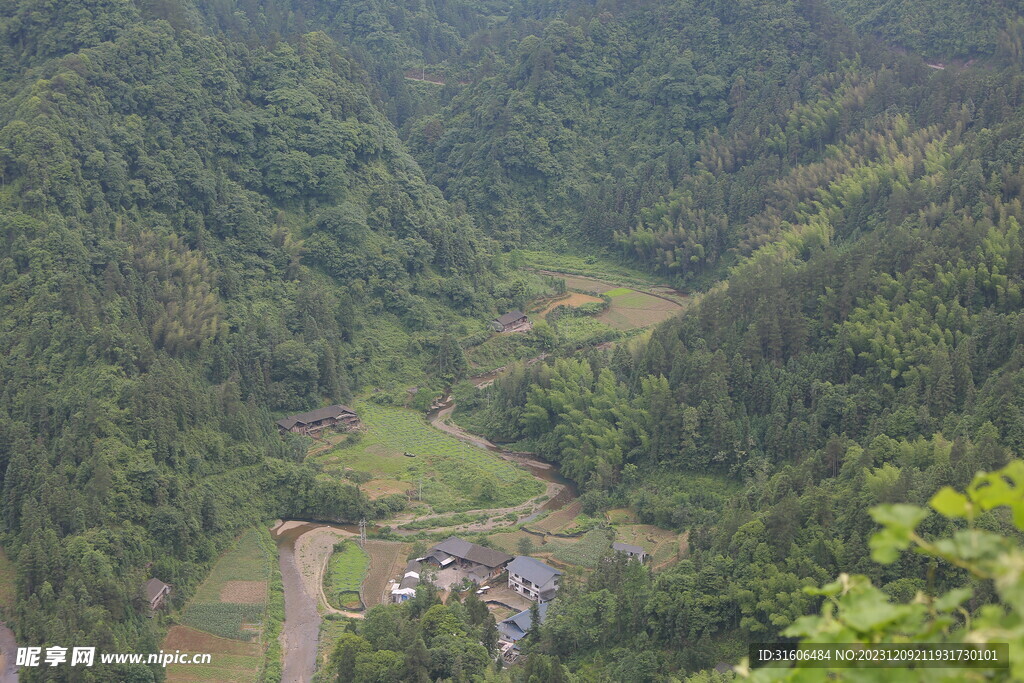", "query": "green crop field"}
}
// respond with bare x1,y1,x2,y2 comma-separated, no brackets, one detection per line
315,402,544,513
324,541,369,610
180,529,272,641
603,287,634,297
549,529,613,568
